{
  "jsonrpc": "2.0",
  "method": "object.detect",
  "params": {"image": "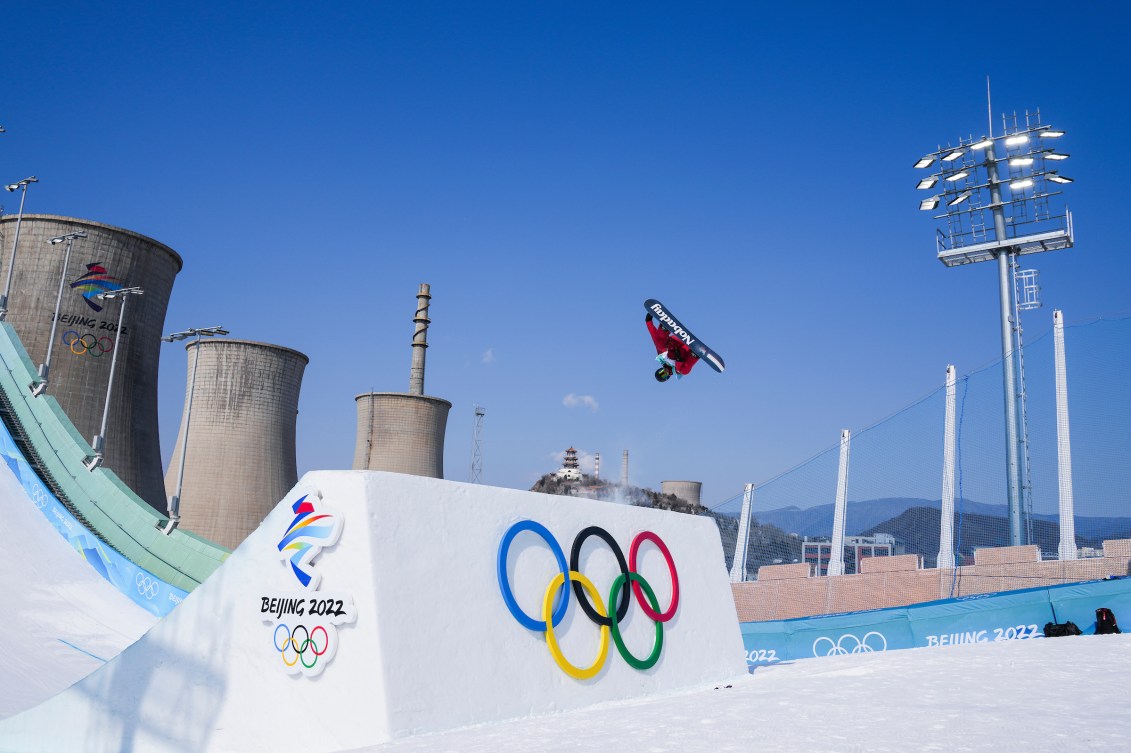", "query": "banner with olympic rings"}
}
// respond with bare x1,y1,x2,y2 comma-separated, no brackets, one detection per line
0,411,187,617
258,493,356,677
740,578,1131,668
497,520,680,679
